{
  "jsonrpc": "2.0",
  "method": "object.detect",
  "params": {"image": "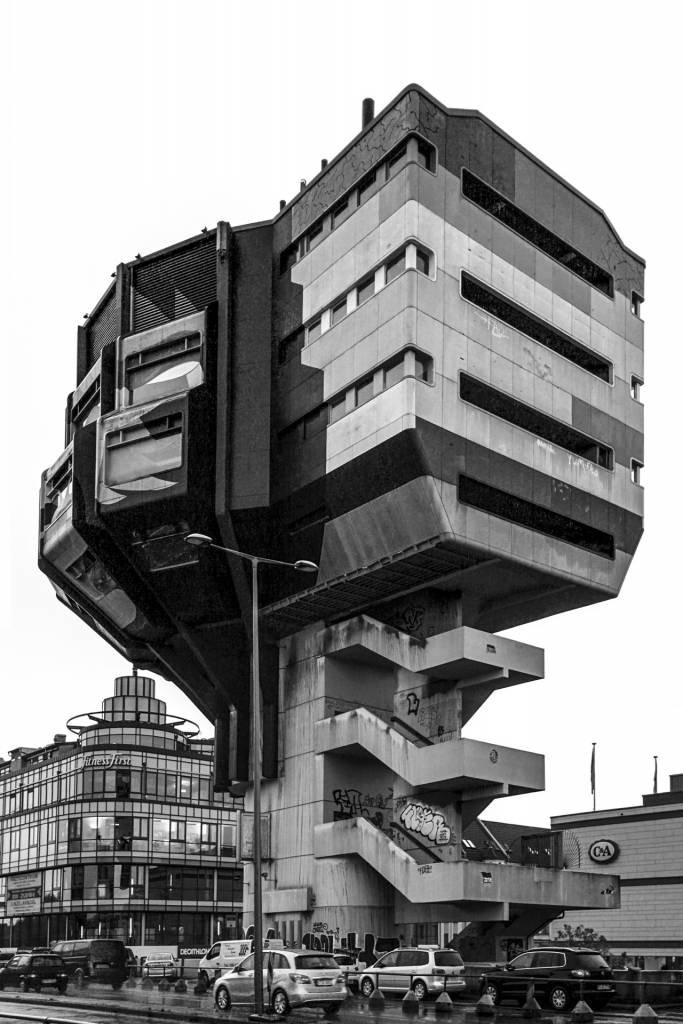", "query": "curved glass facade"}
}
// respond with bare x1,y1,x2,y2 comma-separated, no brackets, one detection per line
0,674,243,951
